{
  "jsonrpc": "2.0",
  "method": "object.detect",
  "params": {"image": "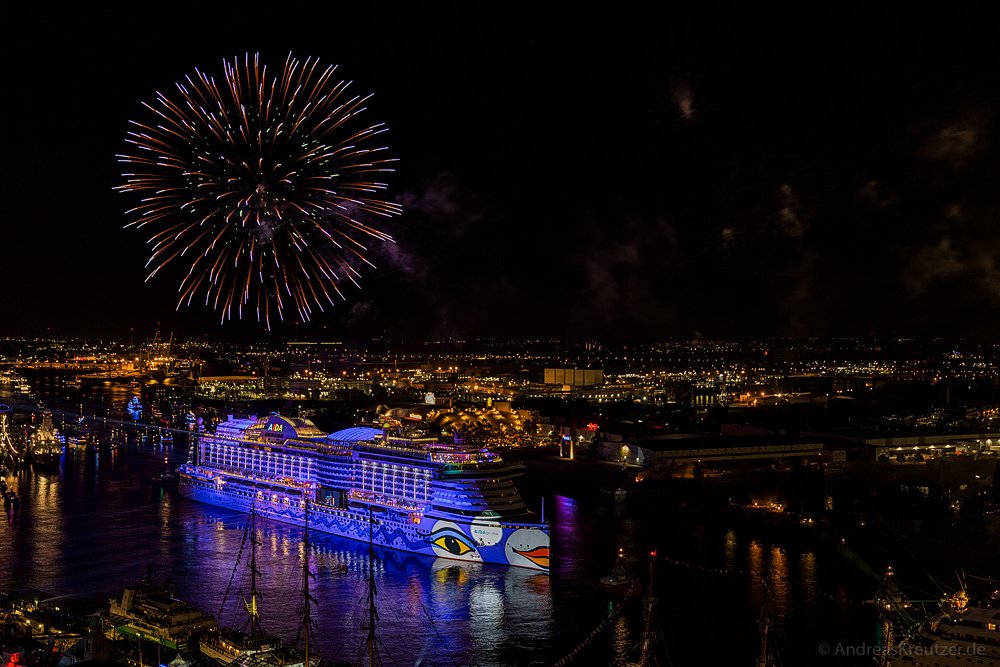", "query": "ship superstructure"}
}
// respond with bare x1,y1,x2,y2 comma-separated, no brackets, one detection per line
888,589,1000,666
177,415,550,571
105,579,217,651
29,409,63,467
